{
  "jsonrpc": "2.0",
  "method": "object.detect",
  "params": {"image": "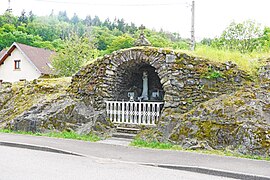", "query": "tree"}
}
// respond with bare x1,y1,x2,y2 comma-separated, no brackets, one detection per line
213,20,263,53
200,38,212,46
49,9,54,17
0,11,189,55
103,18,112,30
84,15,92,26
0,12,17,26
92,16,101,26
116,18,126,33
259,27,270,51
52,33,97,76
106,34,135,53
90,26,116,51
57,11,69,22
18,10,28,24
0,30,44,50
26,16,63,41
28,11,35,22
1,24,16,32
127,22,137,34
71,13,79,24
